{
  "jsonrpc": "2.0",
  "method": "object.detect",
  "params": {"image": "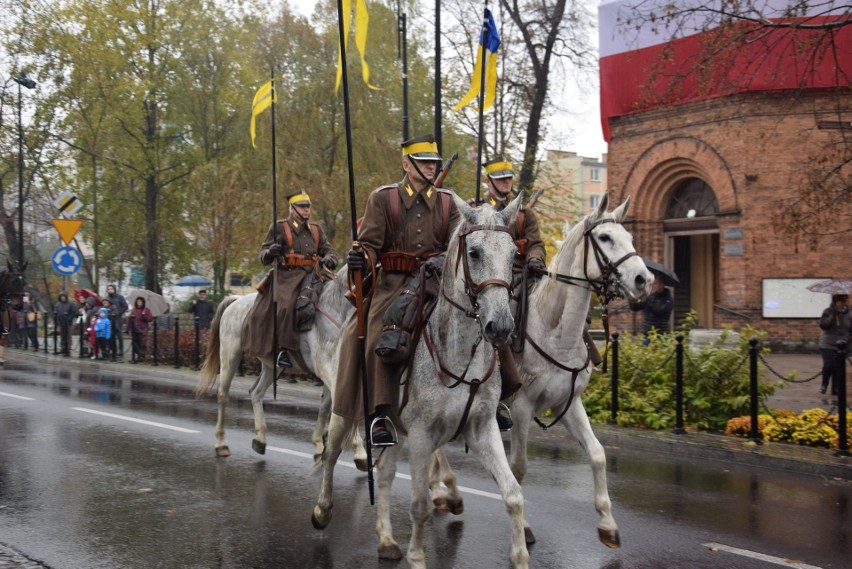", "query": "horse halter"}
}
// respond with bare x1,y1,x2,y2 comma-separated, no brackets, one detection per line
449,224,514,312
582,217,638,303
